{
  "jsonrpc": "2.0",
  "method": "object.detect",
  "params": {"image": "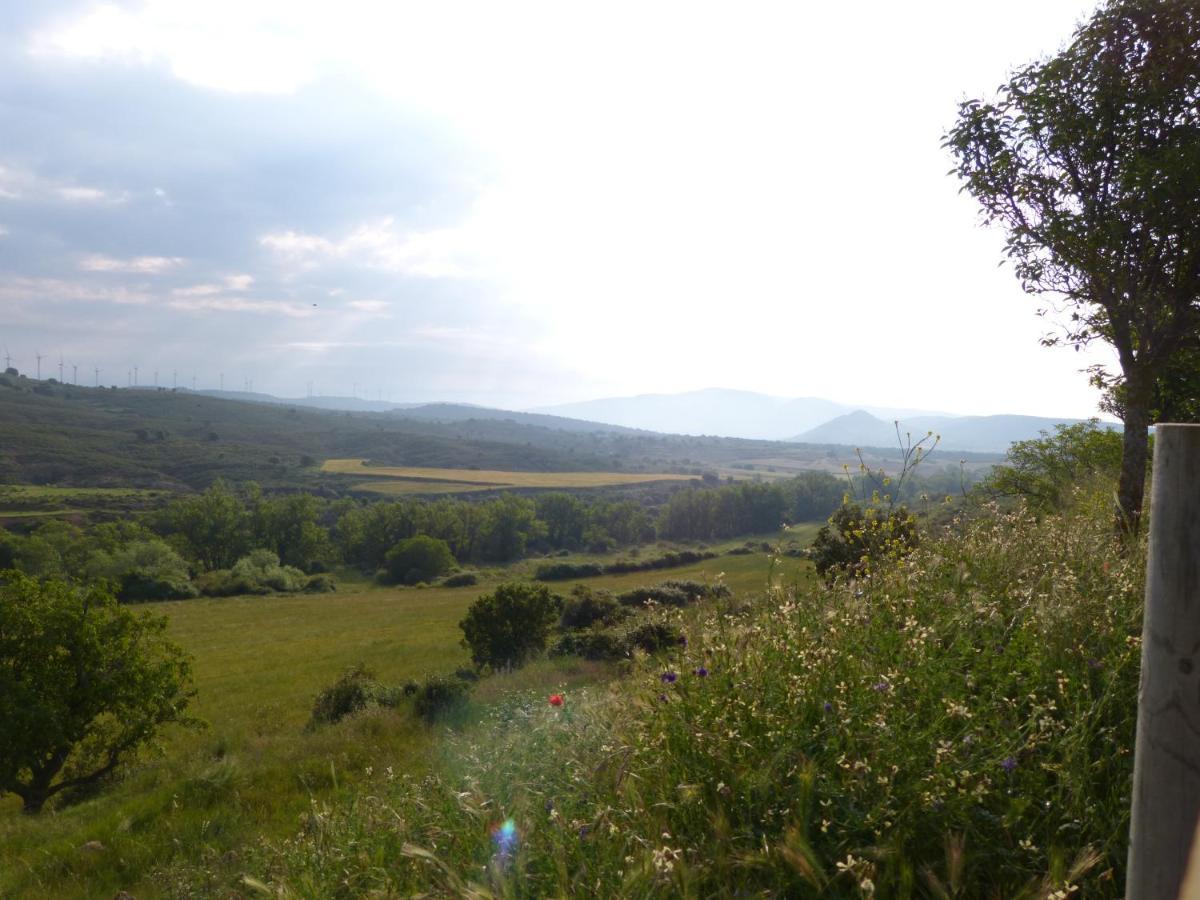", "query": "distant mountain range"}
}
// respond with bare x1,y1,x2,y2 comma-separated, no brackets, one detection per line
793,410,1120,453
195,387,1118,454
532,388,954,441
